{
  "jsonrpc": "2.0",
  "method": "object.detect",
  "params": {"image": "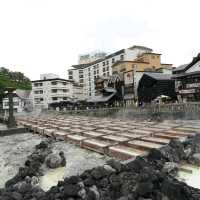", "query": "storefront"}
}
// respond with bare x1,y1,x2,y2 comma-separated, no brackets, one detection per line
173,53,200,102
